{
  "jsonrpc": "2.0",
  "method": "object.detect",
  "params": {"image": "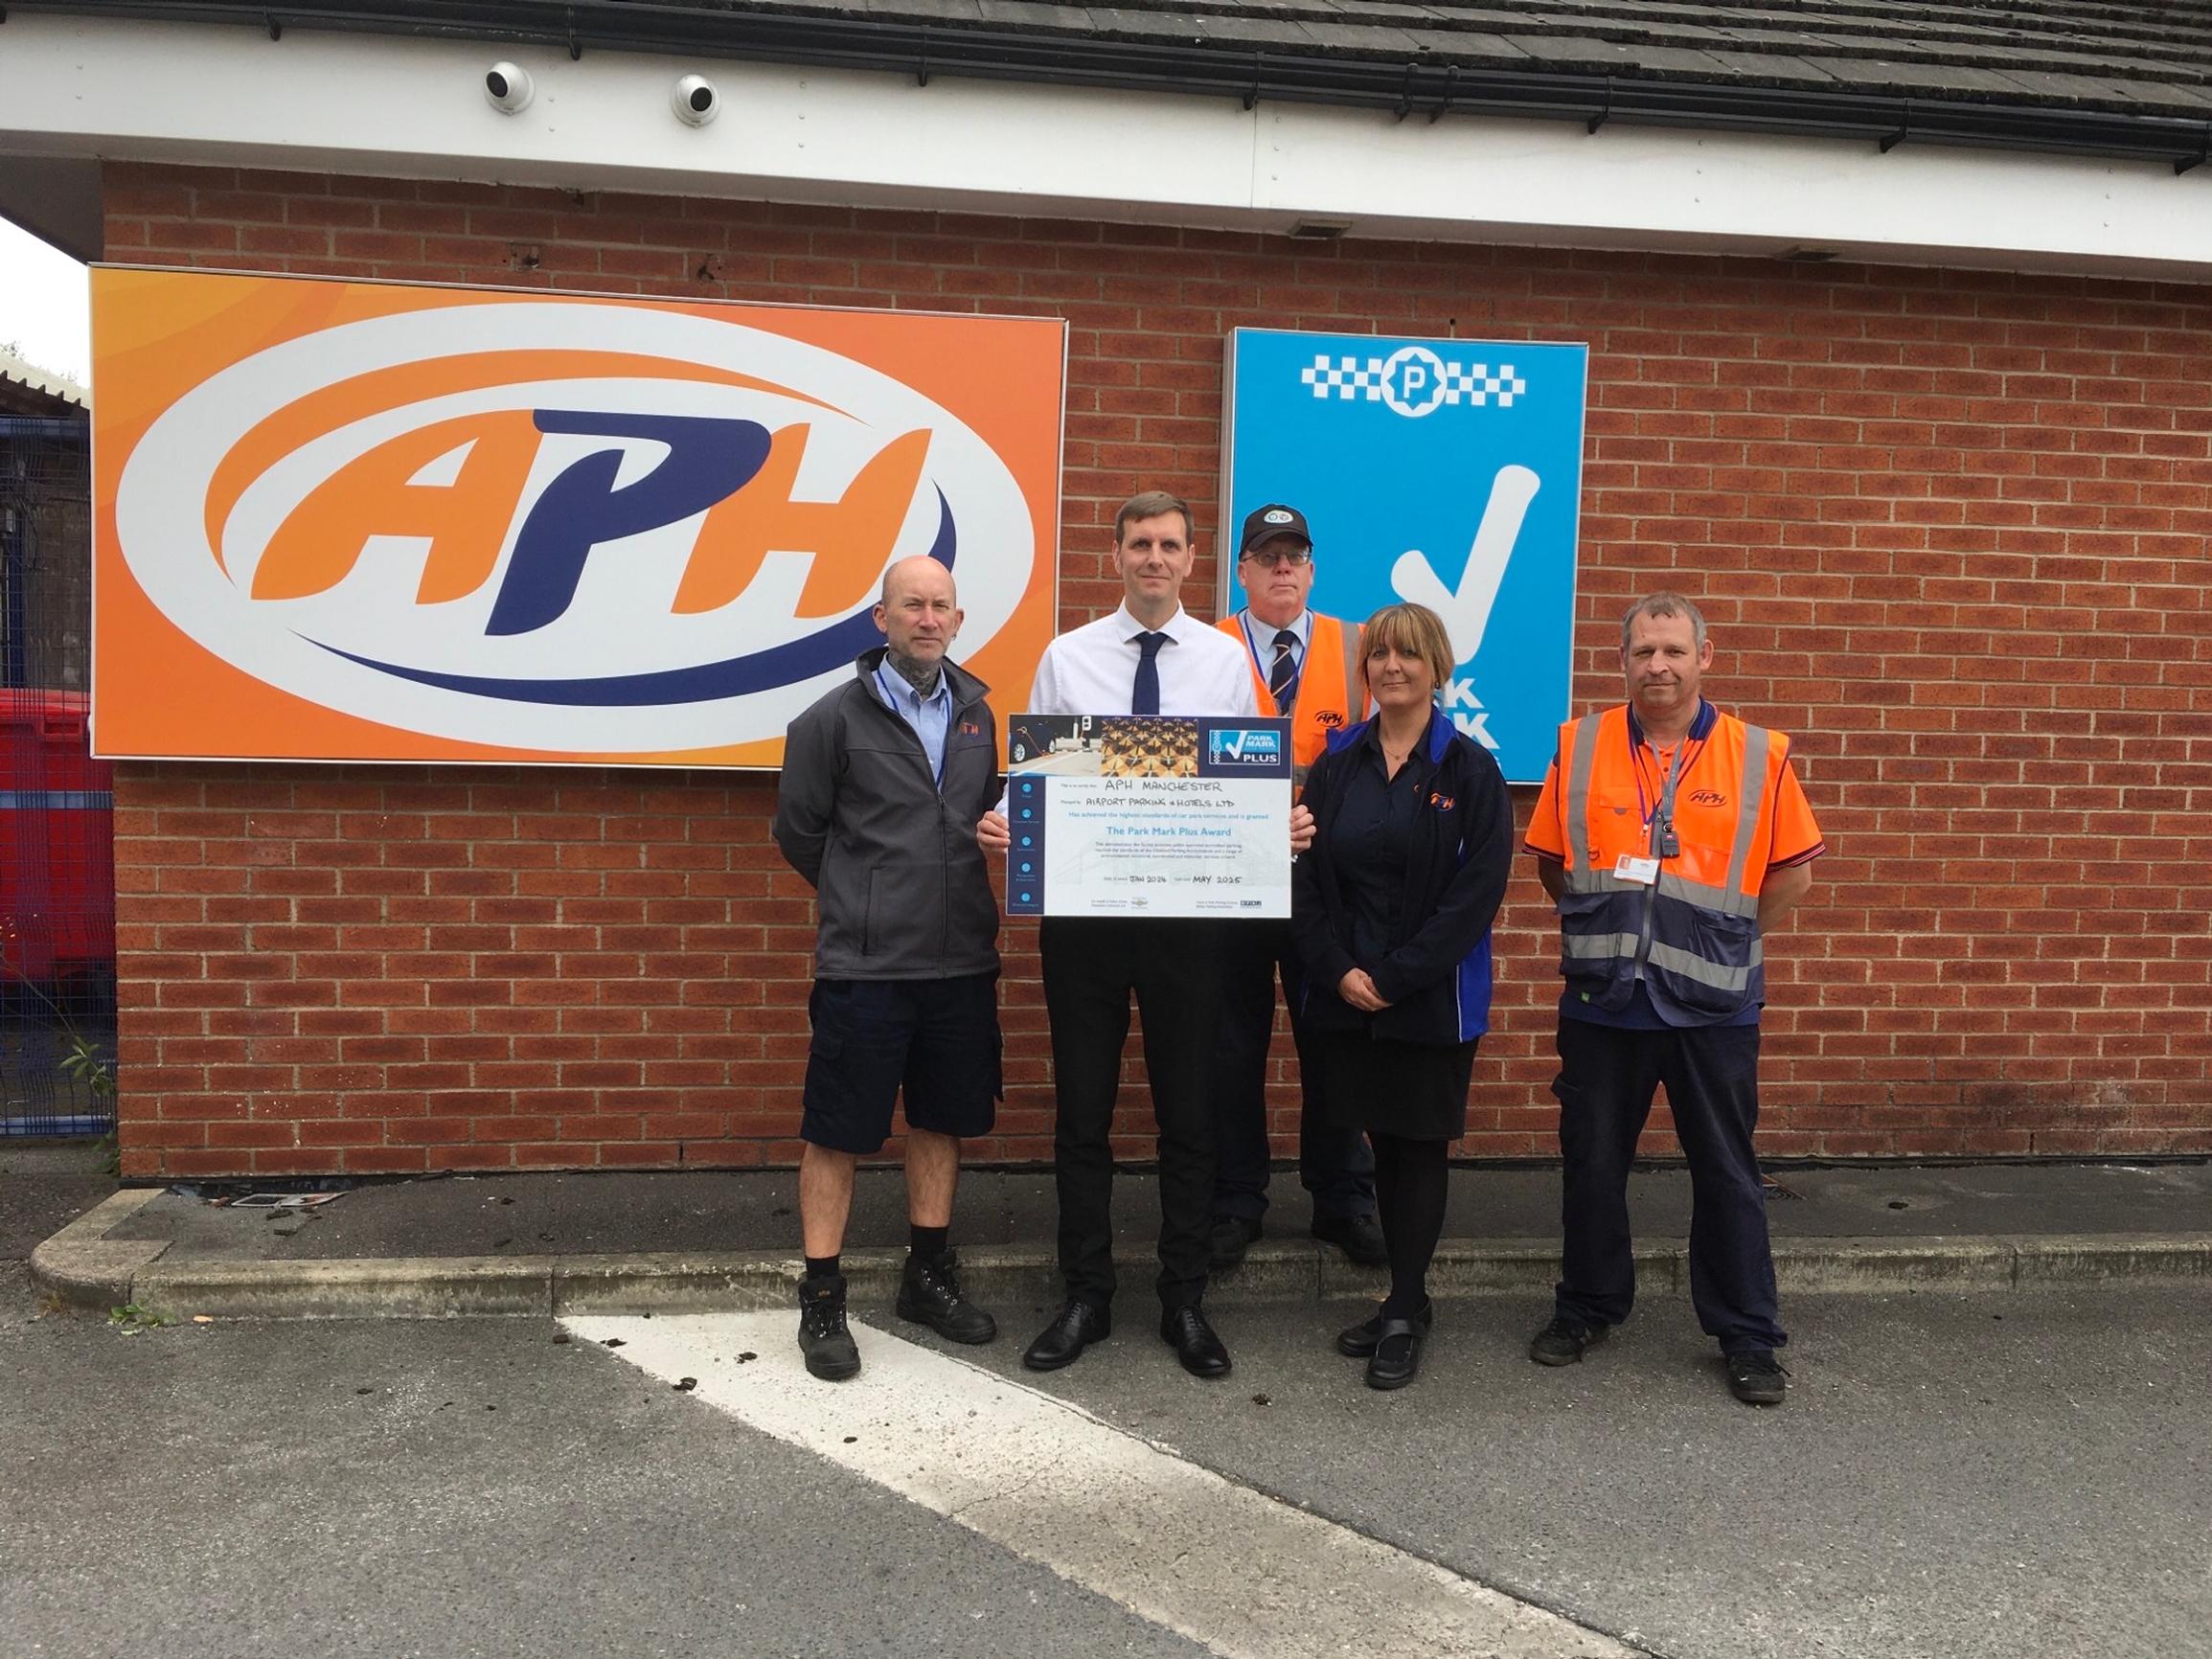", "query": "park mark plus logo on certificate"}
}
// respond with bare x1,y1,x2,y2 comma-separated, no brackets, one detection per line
1003,716,1293,919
